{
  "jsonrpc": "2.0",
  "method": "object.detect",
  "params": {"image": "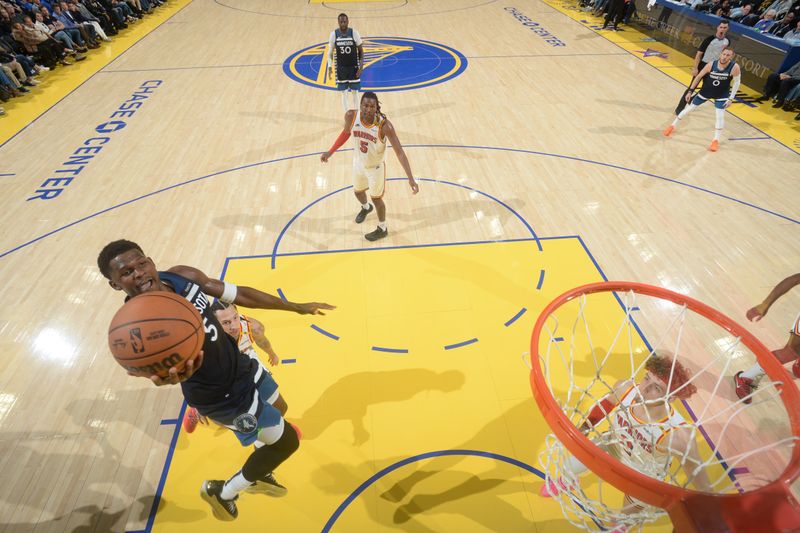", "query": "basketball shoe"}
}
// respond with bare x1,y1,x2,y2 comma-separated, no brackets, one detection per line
733,371,755,404
662,125,674,137
355,204,373,223
200,480,238,521
538,477,571,497
246,472,288,497
182,406,206,433
365,226,388,241
709,139,719,152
